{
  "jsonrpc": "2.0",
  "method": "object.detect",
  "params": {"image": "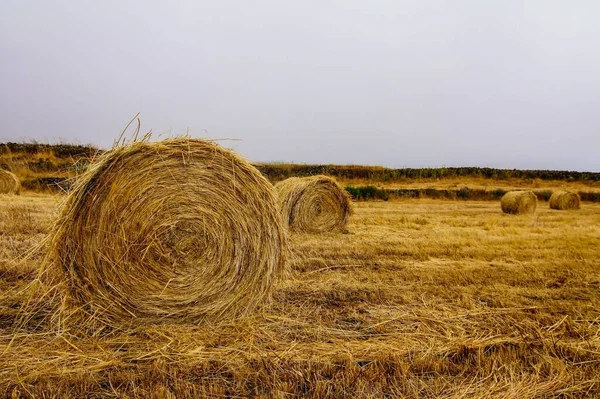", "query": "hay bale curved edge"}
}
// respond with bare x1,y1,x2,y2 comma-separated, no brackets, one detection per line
275,175,352,233
500,190,537,215
549,190,580,210
42,138,287,325
0,170,20,194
